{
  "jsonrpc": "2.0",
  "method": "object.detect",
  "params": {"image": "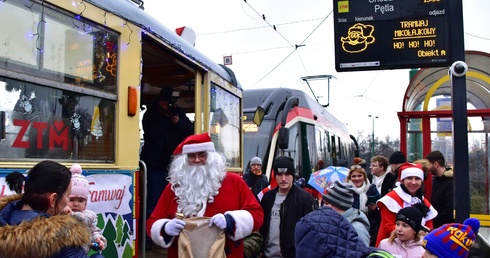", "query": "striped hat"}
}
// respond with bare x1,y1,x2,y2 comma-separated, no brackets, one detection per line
422,218,480,258
323,181,354,211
